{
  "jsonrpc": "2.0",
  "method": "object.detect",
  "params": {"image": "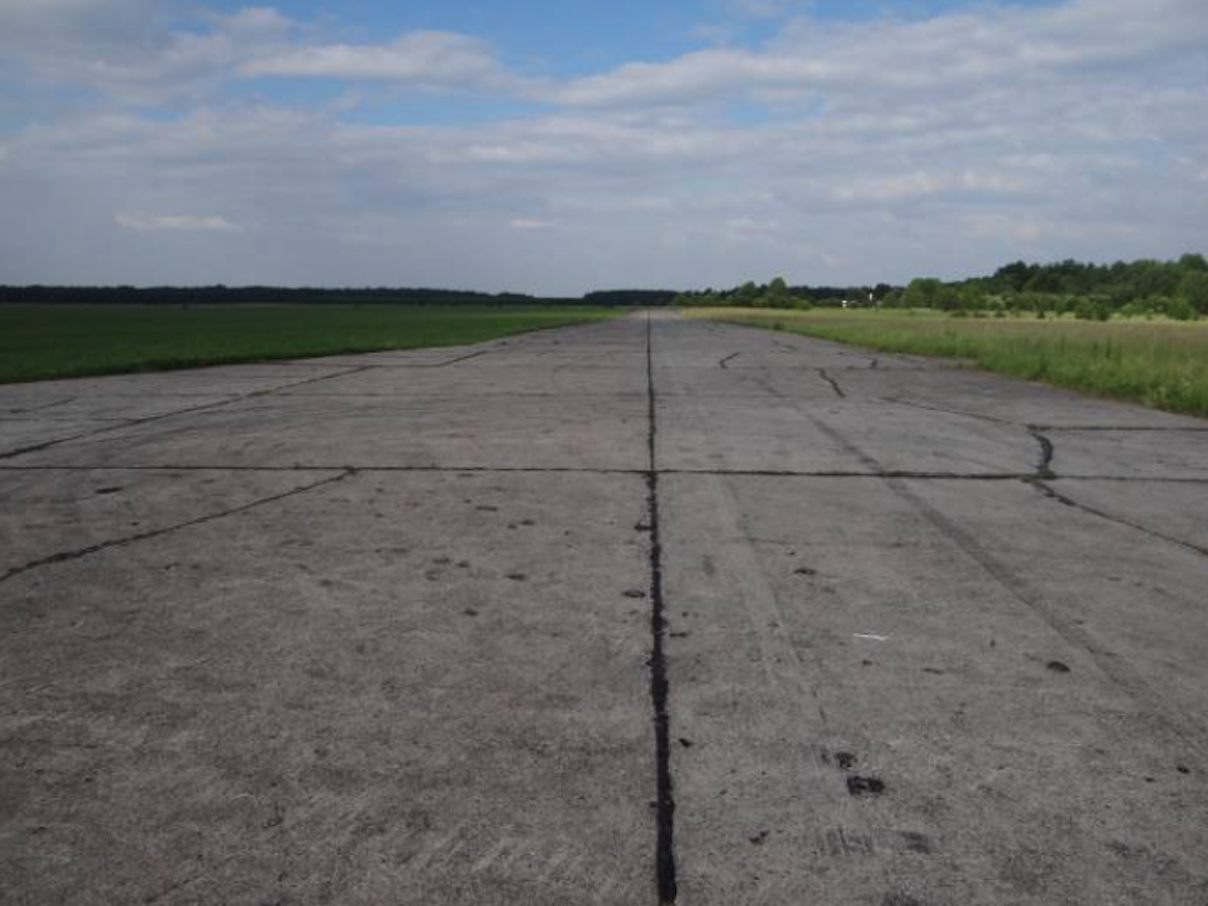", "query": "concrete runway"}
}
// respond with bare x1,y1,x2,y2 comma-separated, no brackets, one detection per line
2,311,1207,905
